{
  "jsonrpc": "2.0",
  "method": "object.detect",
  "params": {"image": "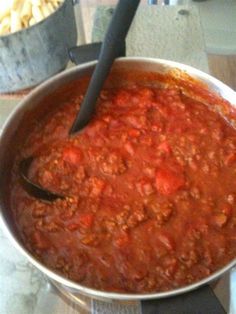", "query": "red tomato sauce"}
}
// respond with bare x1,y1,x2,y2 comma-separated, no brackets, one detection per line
10,80,236,293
